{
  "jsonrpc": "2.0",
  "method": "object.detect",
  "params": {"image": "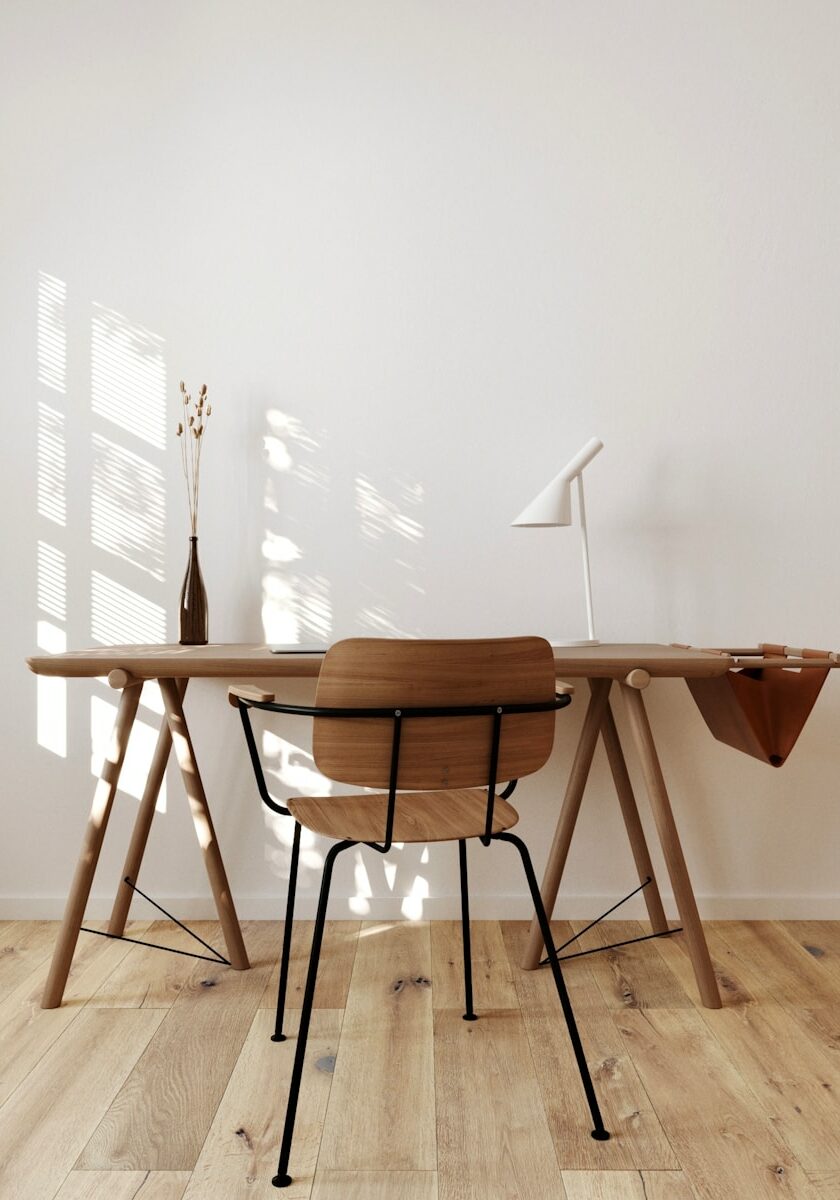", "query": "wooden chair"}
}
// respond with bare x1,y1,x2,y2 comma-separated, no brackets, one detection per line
231,636,610,1188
